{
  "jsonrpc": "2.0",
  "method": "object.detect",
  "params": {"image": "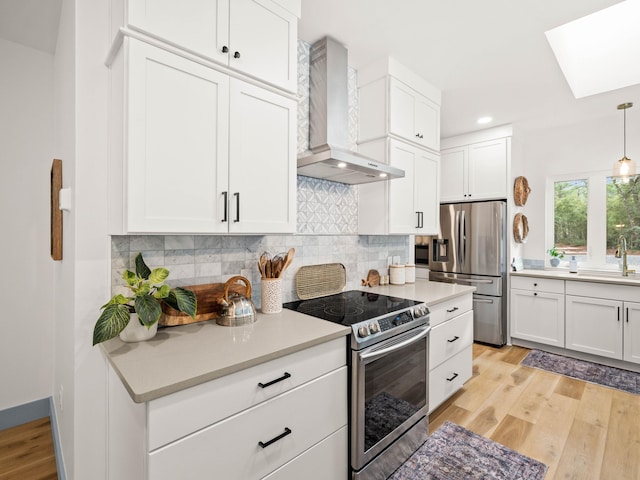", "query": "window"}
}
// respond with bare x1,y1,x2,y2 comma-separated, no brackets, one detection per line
607,175,640,261
553,179,588,256
549,173,639,269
